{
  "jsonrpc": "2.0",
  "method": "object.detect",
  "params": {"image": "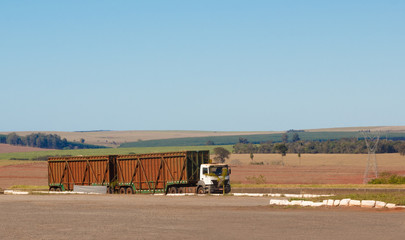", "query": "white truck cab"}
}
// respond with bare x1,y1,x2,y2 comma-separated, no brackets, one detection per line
198,163,231,194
